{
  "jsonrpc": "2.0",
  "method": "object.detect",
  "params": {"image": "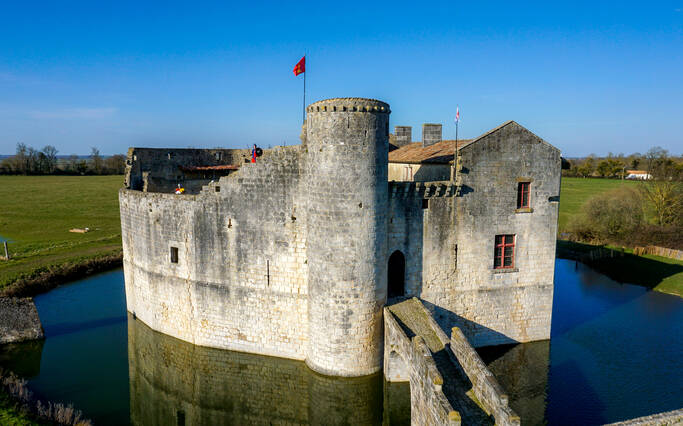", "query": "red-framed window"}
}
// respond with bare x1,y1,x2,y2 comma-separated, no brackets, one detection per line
494,235,515,269
517,182,530,209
